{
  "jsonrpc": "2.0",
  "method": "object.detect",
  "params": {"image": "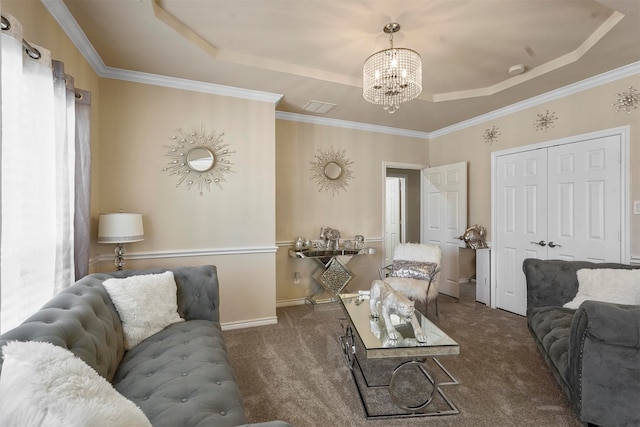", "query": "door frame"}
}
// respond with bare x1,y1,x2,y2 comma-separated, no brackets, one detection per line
386,175,407,243
382,161,427,268
384,176,407,266
490,126,630,309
